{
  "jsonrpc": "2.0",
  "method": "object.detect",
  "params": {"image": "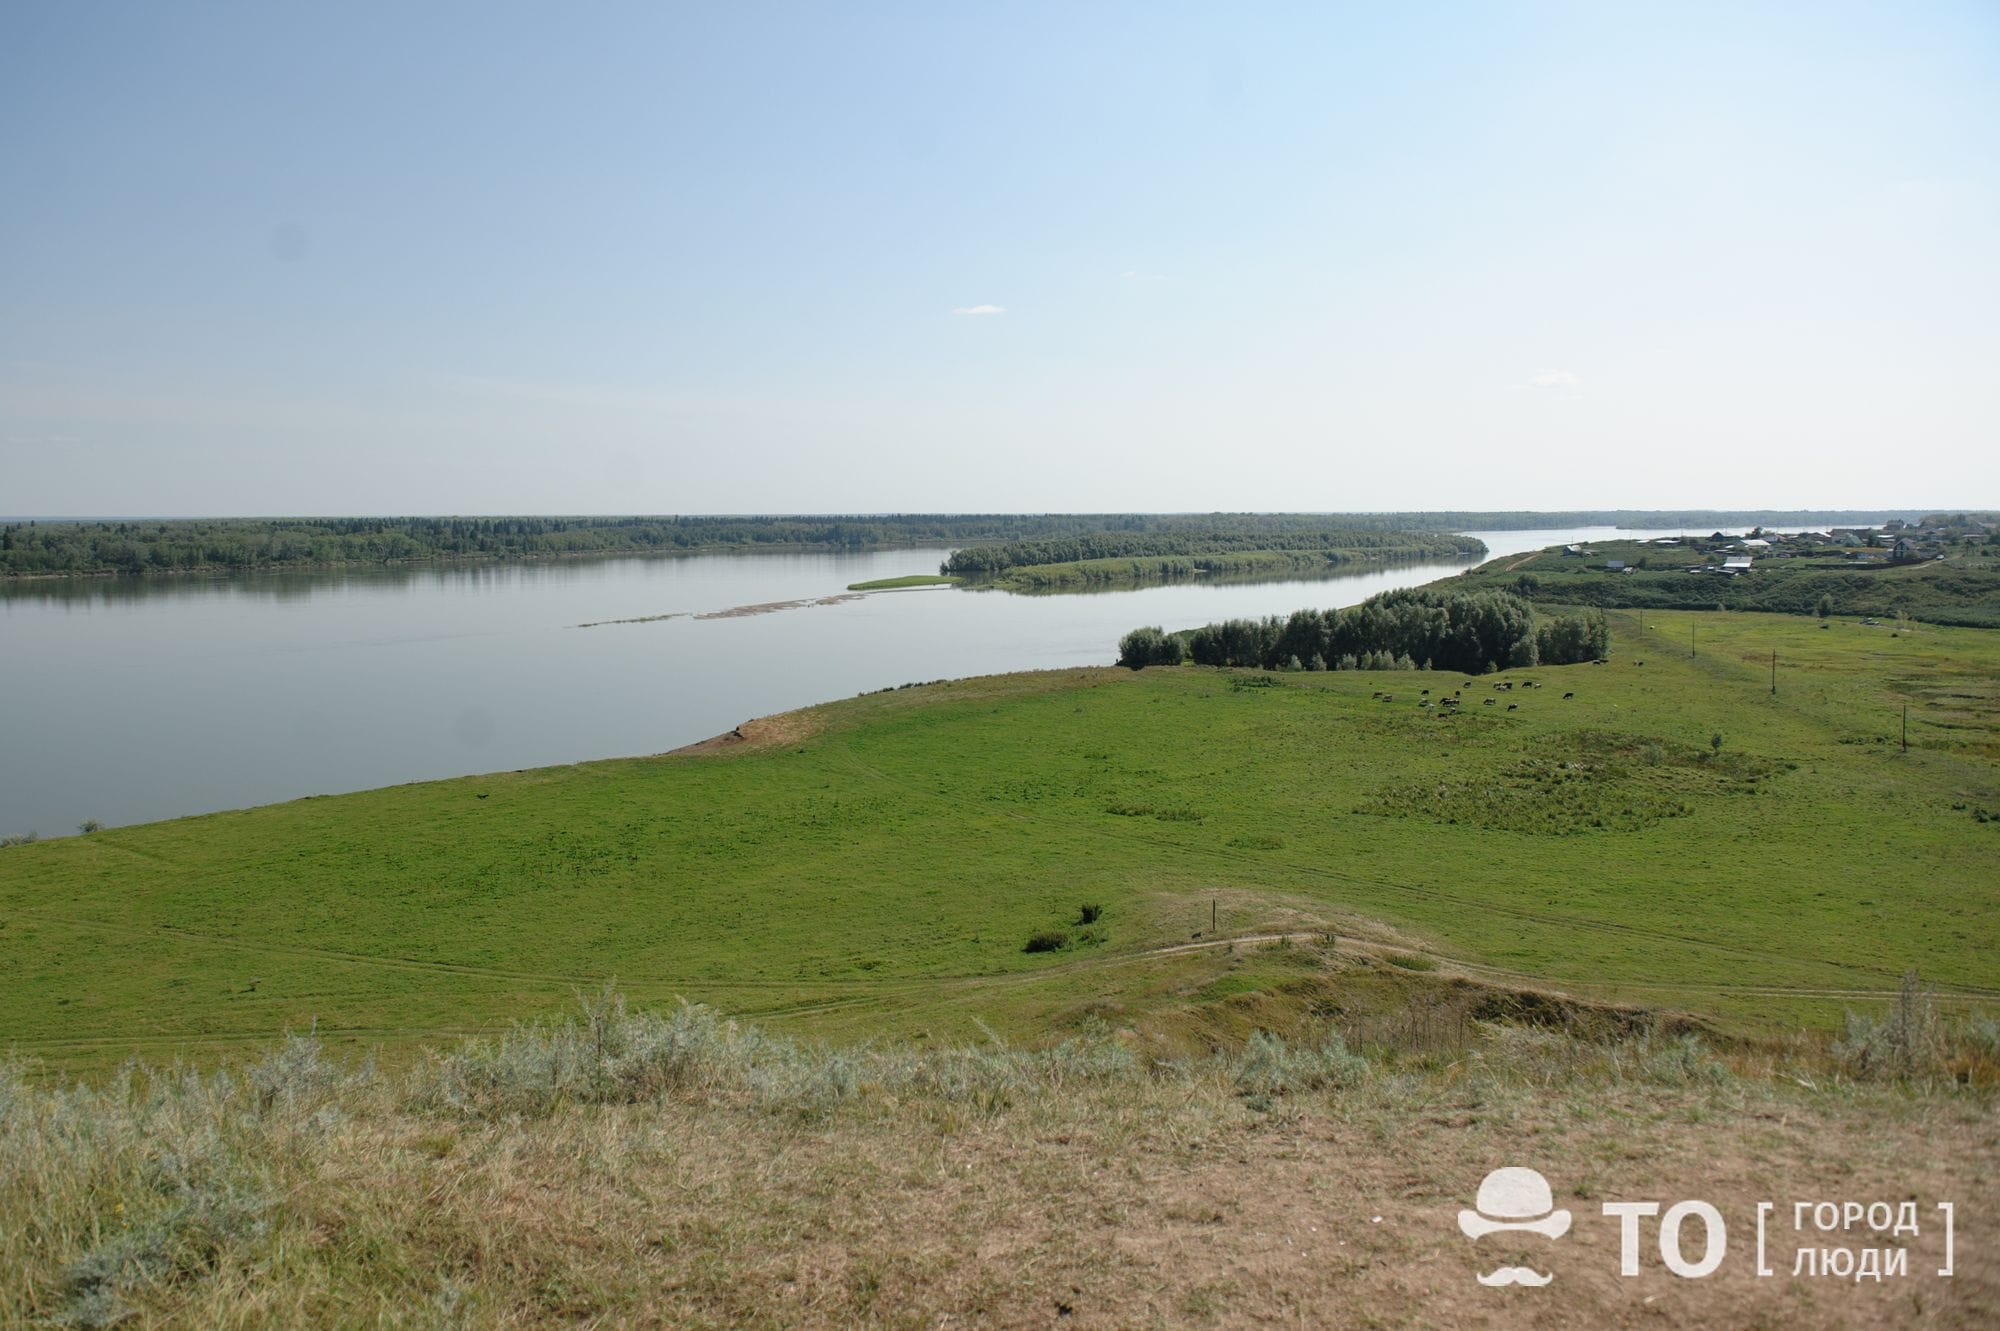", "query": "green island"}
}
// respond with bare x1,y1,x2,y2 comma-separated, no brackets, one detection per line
844,573,962,591
4,543,1997,1325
